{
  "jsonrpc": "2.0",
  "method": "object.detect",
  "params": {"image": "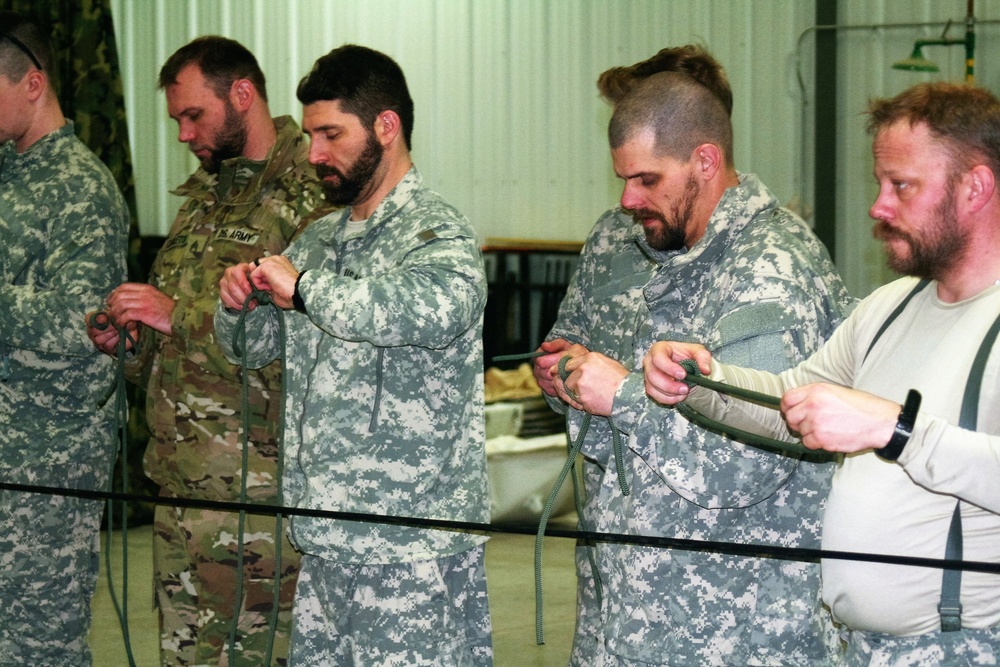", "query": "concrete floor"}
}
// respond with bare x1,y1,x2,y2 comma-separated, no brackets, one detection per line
89,524,579,666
